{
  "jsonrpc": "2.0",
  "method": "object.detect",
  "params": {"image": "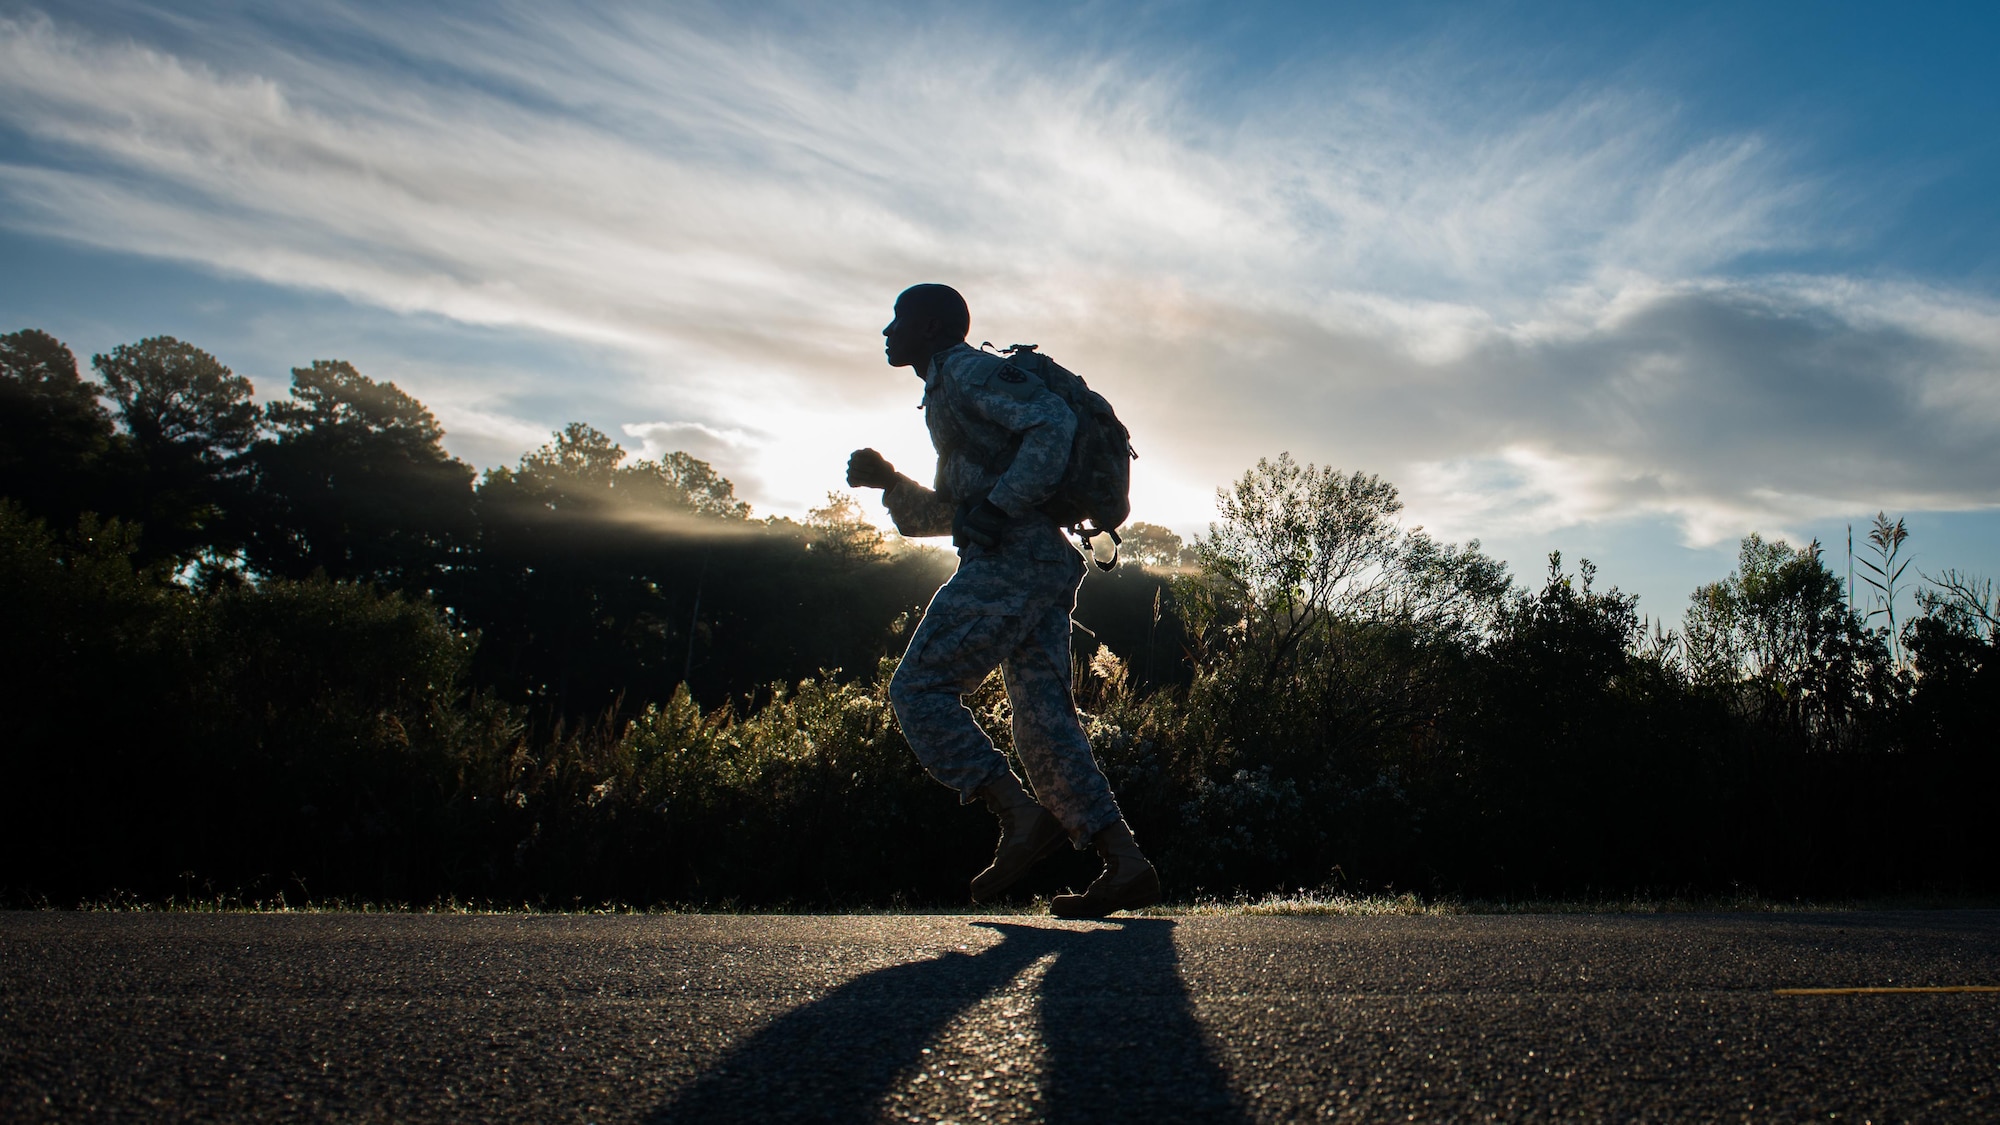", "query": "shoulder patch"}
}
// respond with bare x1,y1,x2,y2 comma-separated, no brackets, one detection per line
991,361,1047,399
